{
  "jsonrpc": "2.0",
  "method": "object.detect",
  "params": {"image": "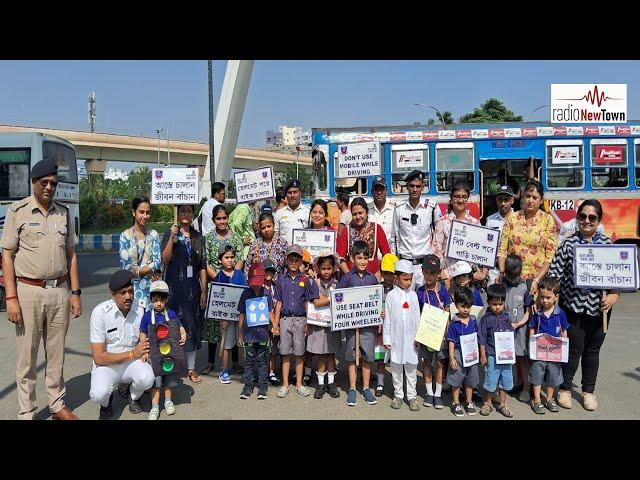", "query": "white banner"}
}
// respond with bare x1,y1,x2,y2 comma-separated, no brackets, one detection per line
551,84,627,123
205,282,248,321
394,150,423,169
151,168,199,204
551,146,580,165
330,285,383,331
460,332,479,367
234,166,276,204
529,334,569,363
292,229,337,260
446,220,501,267
574,244,639,291
336,142,381,178
494,331,516,365
307,303,332,327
